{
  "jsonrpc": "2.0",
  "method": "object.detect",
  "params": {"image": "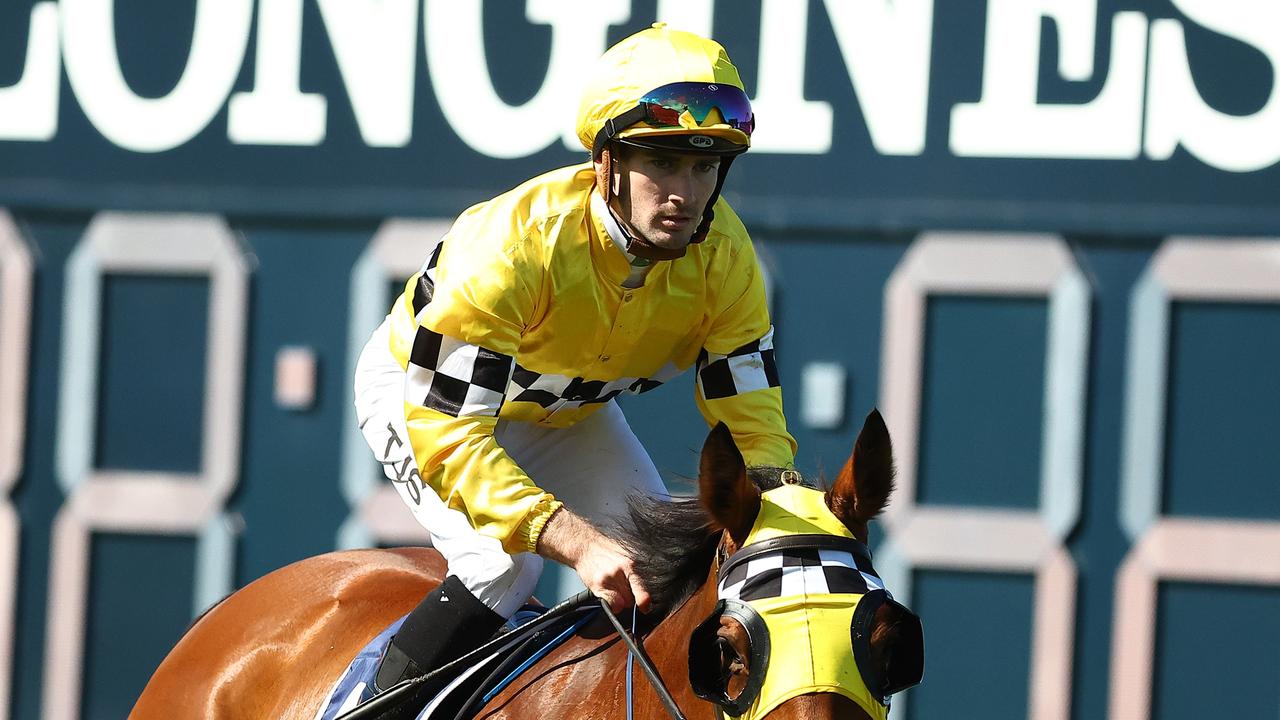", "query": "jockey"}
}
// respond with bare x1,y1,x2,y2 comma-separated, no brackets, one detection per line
353,23,797,695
